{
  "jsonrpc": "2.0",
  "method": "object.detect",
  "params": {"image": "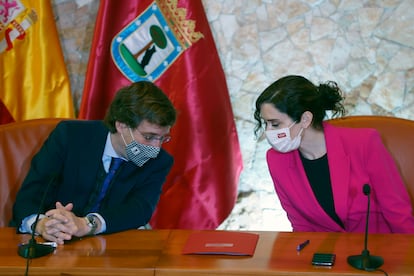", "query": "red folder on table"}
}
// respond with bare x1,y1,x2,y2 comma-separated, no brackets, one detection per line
182,231,259,256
